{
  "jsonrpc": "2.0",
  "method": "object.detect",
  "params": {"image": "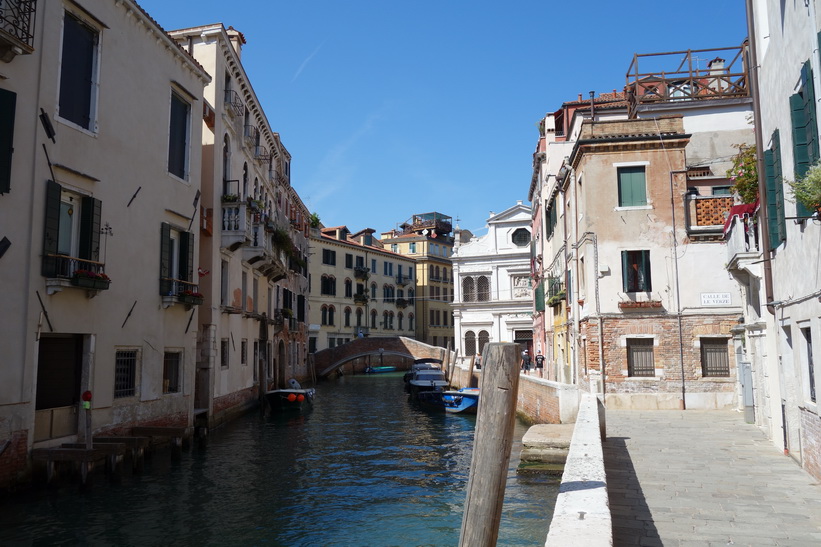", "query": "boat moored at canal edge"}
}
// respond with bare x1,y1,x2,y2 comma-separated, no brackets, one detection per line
442,387,480,414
